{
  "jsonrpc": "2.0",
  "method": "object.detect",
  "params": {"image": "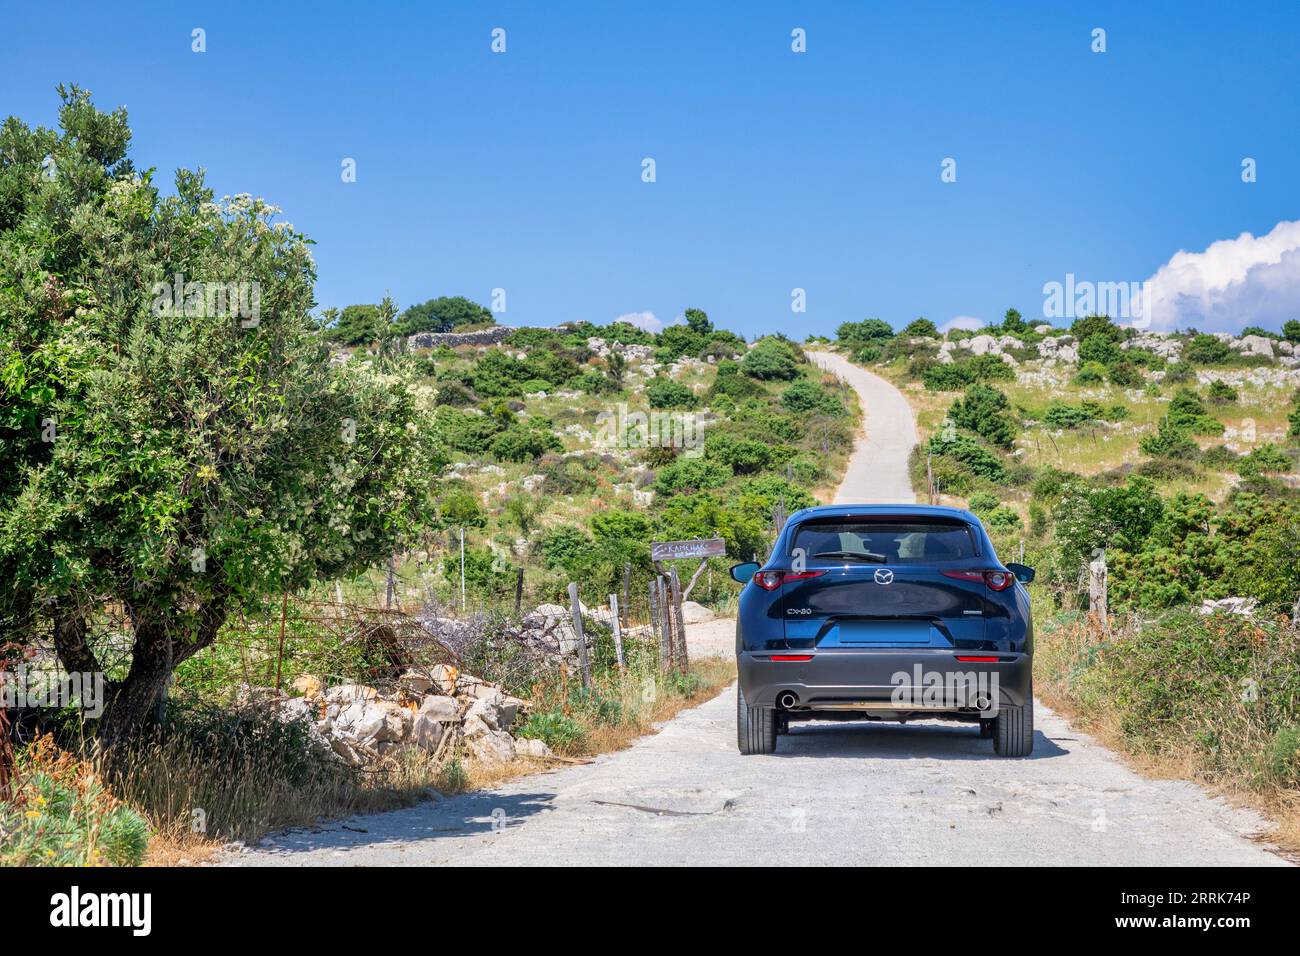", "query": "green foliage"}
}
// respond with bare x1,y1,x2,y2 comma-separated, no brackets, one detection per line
705,433,772,474
1,740,150,866
920,355,1013,391
948,384,1017,449
1078,334,1120,366
1073,361,1107,385
646,376,699,409
835,318,894,350
900,318,939,338
1050,476,1165,571
1206,379,1239,404
489,424,563,462
968,491,999,513
780,379,844,416
1043,401,1096,429
1284,320,1300,344
741,337,799,380
1107,361,1143,387
653,456,733,495
926,433,1006,482
1163,361,1196,384
0,88,443,740
396,296,493,335
1040,610,1300,792
1069,314,1124,343
1000,308,1027,334
1237,444,1292,476
1185,333,1232,365
443,547,515,598
1139,418,1200,458
1166,387,1224,434
708,359,764,400
513,711,585,751
325,303,386,345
